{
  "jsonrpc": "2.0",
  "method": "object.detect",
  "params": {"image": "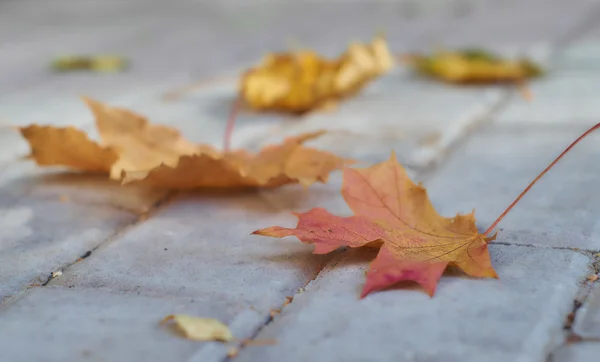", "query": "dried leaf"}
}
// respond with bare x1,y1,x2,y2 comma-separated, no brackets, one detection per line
51,55,128,72
161,314,233,342
404,48,543,84
19,98,348,189
19,125,118,173
240,35,395,114
254,152,497,297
